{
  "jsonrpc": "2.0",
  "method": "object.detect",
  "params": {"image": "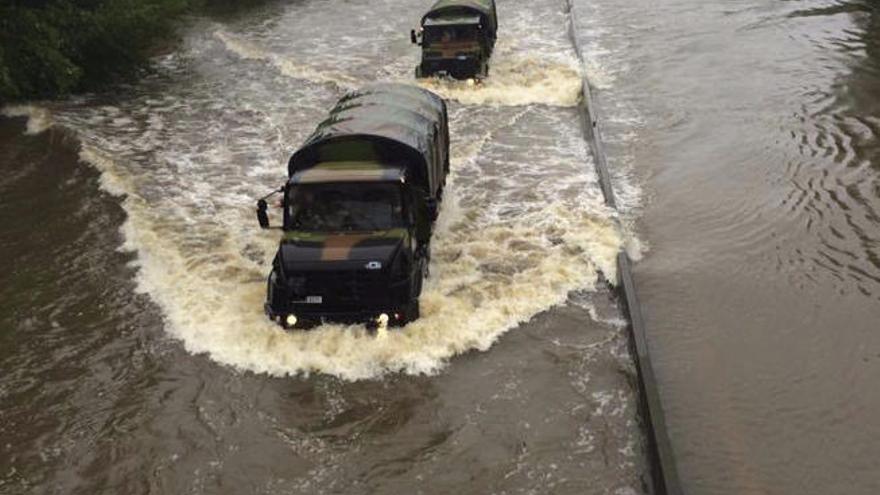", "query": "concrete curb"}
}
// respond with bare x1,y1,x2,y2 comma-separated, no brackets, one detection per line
564,2,684,494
